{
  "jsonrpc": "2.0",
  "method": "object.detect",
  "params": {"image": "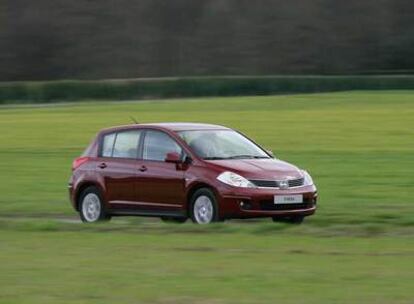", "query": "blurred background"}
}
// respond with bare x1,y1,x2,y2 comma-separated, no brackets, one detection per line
1,0,414,81
1,1,414,304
